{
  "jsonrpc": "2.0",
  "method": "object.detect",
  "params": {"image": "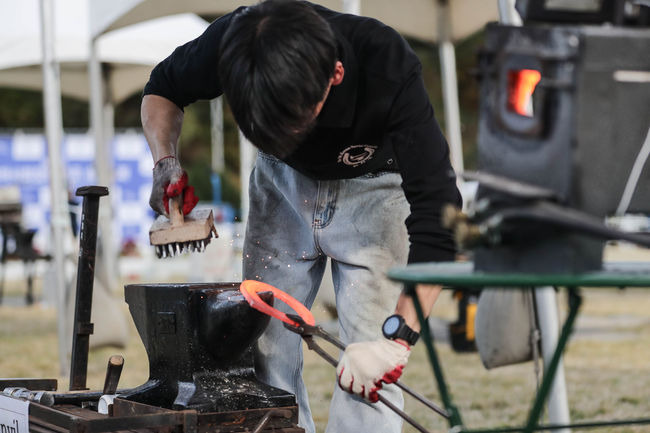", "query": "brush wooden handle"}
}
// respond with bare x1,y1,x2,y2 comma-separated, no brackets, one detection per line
170,195,184,226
